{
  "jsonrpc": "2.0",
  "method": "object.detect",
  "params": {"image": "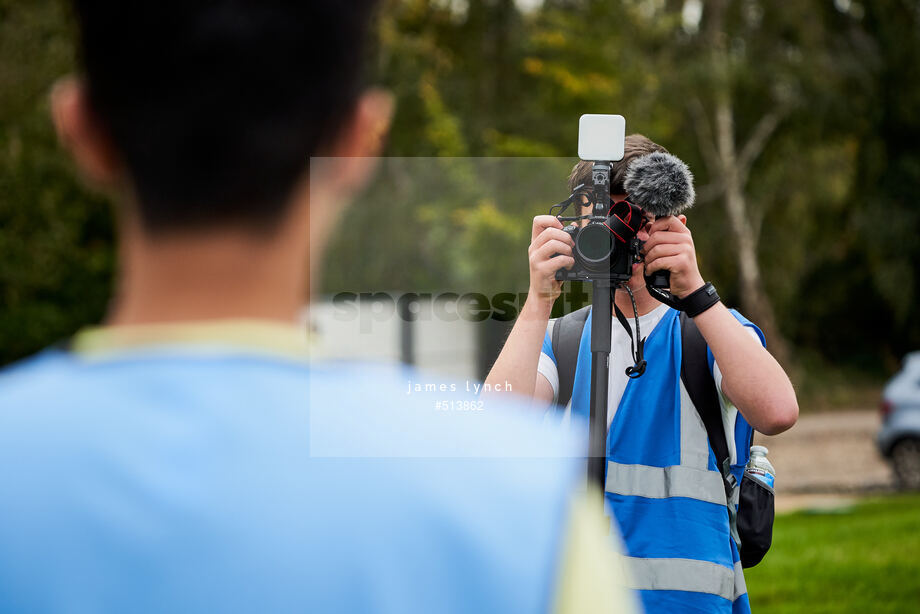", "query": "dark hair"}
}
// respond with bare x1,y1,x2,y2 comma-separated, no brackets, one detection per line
567,133,668,195
72,0,379,235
